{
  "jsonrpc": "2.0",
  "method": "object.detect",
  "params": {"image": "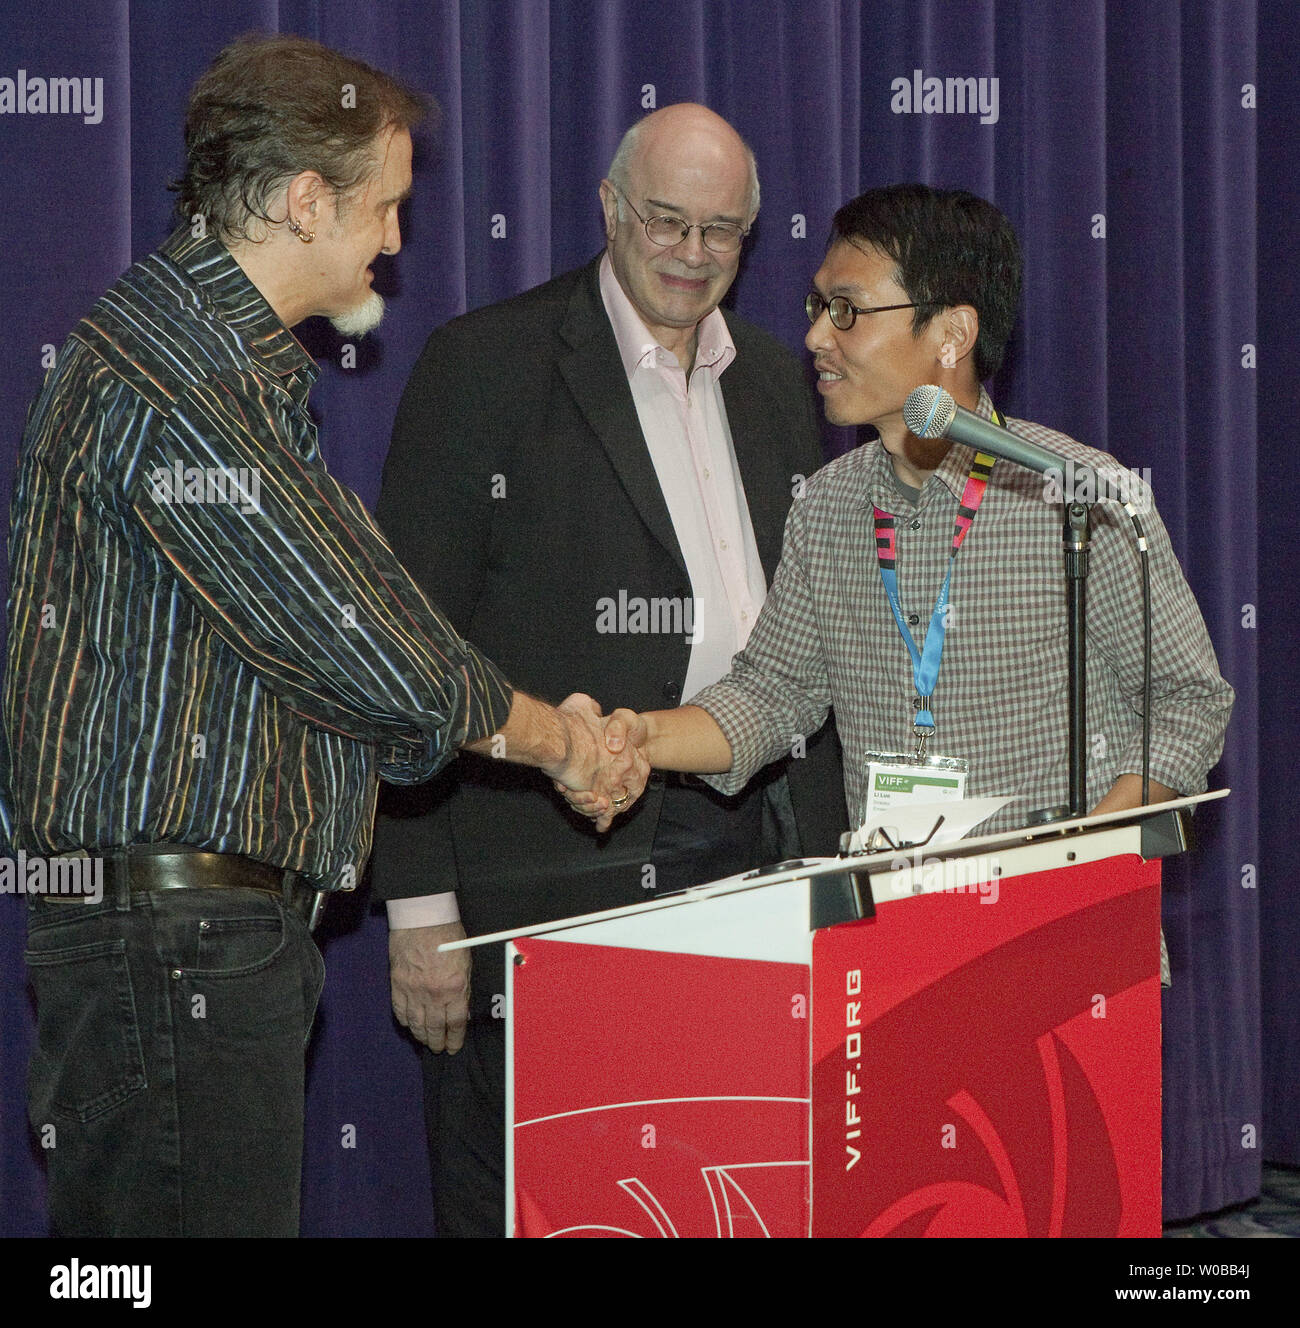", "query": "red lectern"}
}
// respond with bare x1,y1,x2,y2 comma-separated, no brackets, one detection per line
449,794,1223,1238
